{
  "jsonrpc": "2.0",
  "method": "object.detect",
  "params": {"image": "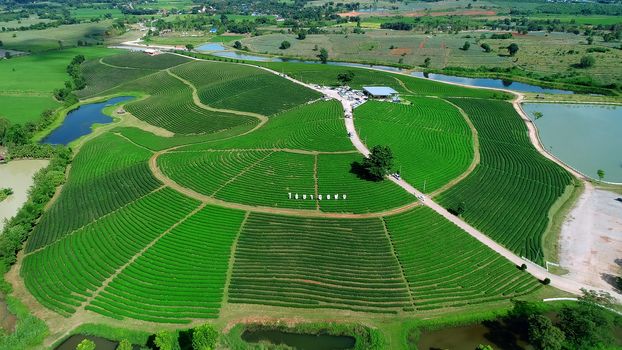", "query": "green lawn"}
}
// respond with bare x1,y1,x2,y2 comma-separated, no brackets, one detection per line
0,47,122,124
0,95,59,123
70,7,124,20
0,22,111,52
